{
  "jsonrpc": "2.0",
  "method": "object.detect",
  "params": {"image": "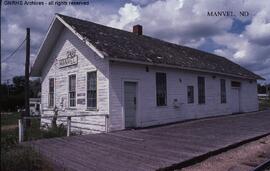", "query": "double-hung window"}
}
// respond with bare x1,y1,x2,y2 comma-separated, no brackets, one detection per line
156,72,167,106
198,77,205,104
187,86,194,103
220,79,226,103
48,78,54,107
87,71,97,108
69,74,76,107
